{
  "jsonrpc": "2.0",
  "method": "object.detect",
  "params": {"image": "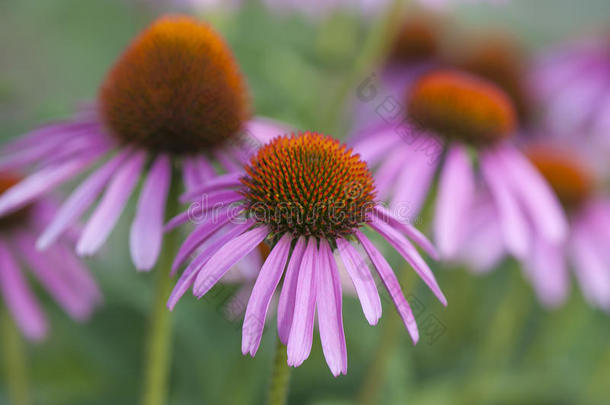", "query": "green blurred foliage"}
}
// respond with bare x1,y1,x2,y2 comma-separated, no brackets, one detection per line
1,0,610,404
